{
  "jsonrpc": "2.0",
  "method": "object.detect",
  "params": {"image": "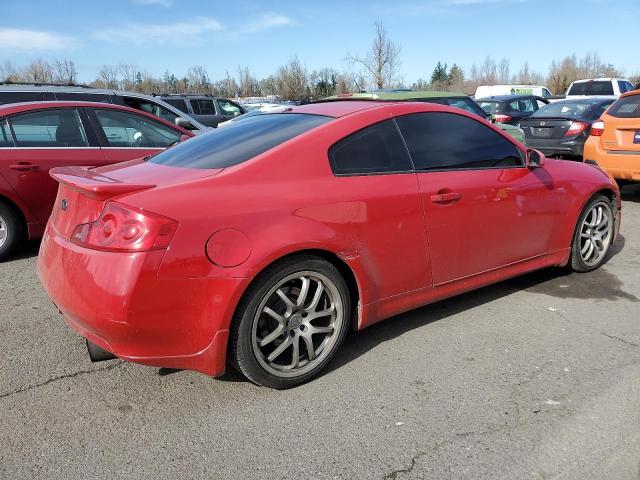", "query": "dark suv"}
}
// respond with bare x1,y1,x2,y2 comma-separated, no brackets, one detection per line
159,95,246,127
0,82,208,133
